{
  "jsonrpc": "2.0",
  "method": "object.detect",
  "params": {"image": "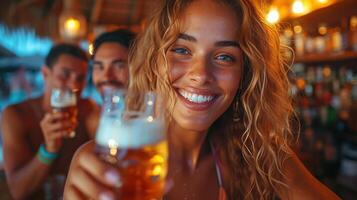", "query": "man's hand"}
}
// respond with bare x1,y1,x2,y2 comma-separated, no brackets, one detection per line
40,112,77,152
